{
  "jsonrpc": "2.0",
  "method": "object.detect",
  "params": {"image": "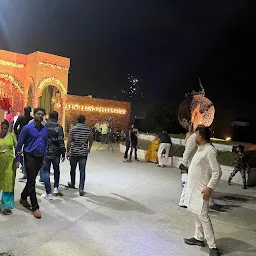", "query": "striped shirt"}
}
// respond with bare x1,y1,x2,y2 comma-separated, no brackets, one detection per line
68,123,93,156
